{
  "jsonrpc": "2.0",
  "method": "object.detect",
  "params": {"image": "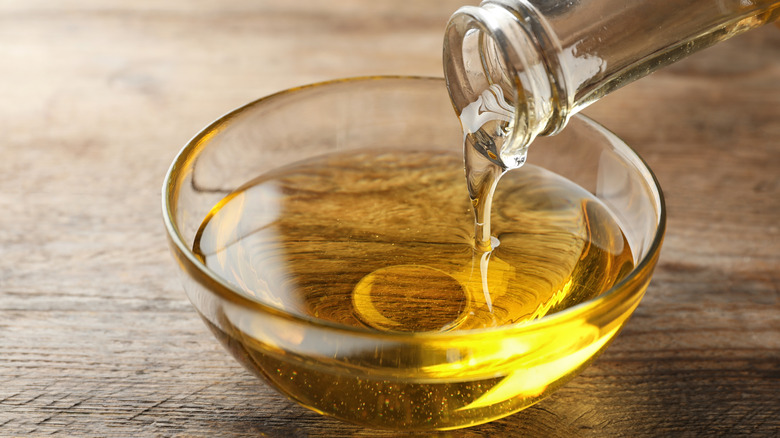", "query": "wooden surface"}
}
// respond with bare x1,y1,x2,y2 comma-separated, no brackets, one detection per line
1,2,778,436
